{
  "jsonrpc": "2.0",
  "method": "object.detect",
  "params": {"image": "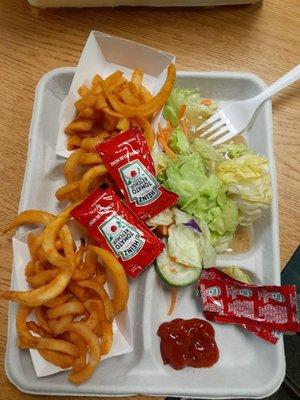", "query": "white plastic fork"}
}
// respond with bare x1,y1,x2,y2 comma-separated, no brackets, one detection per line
197,65,300,146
